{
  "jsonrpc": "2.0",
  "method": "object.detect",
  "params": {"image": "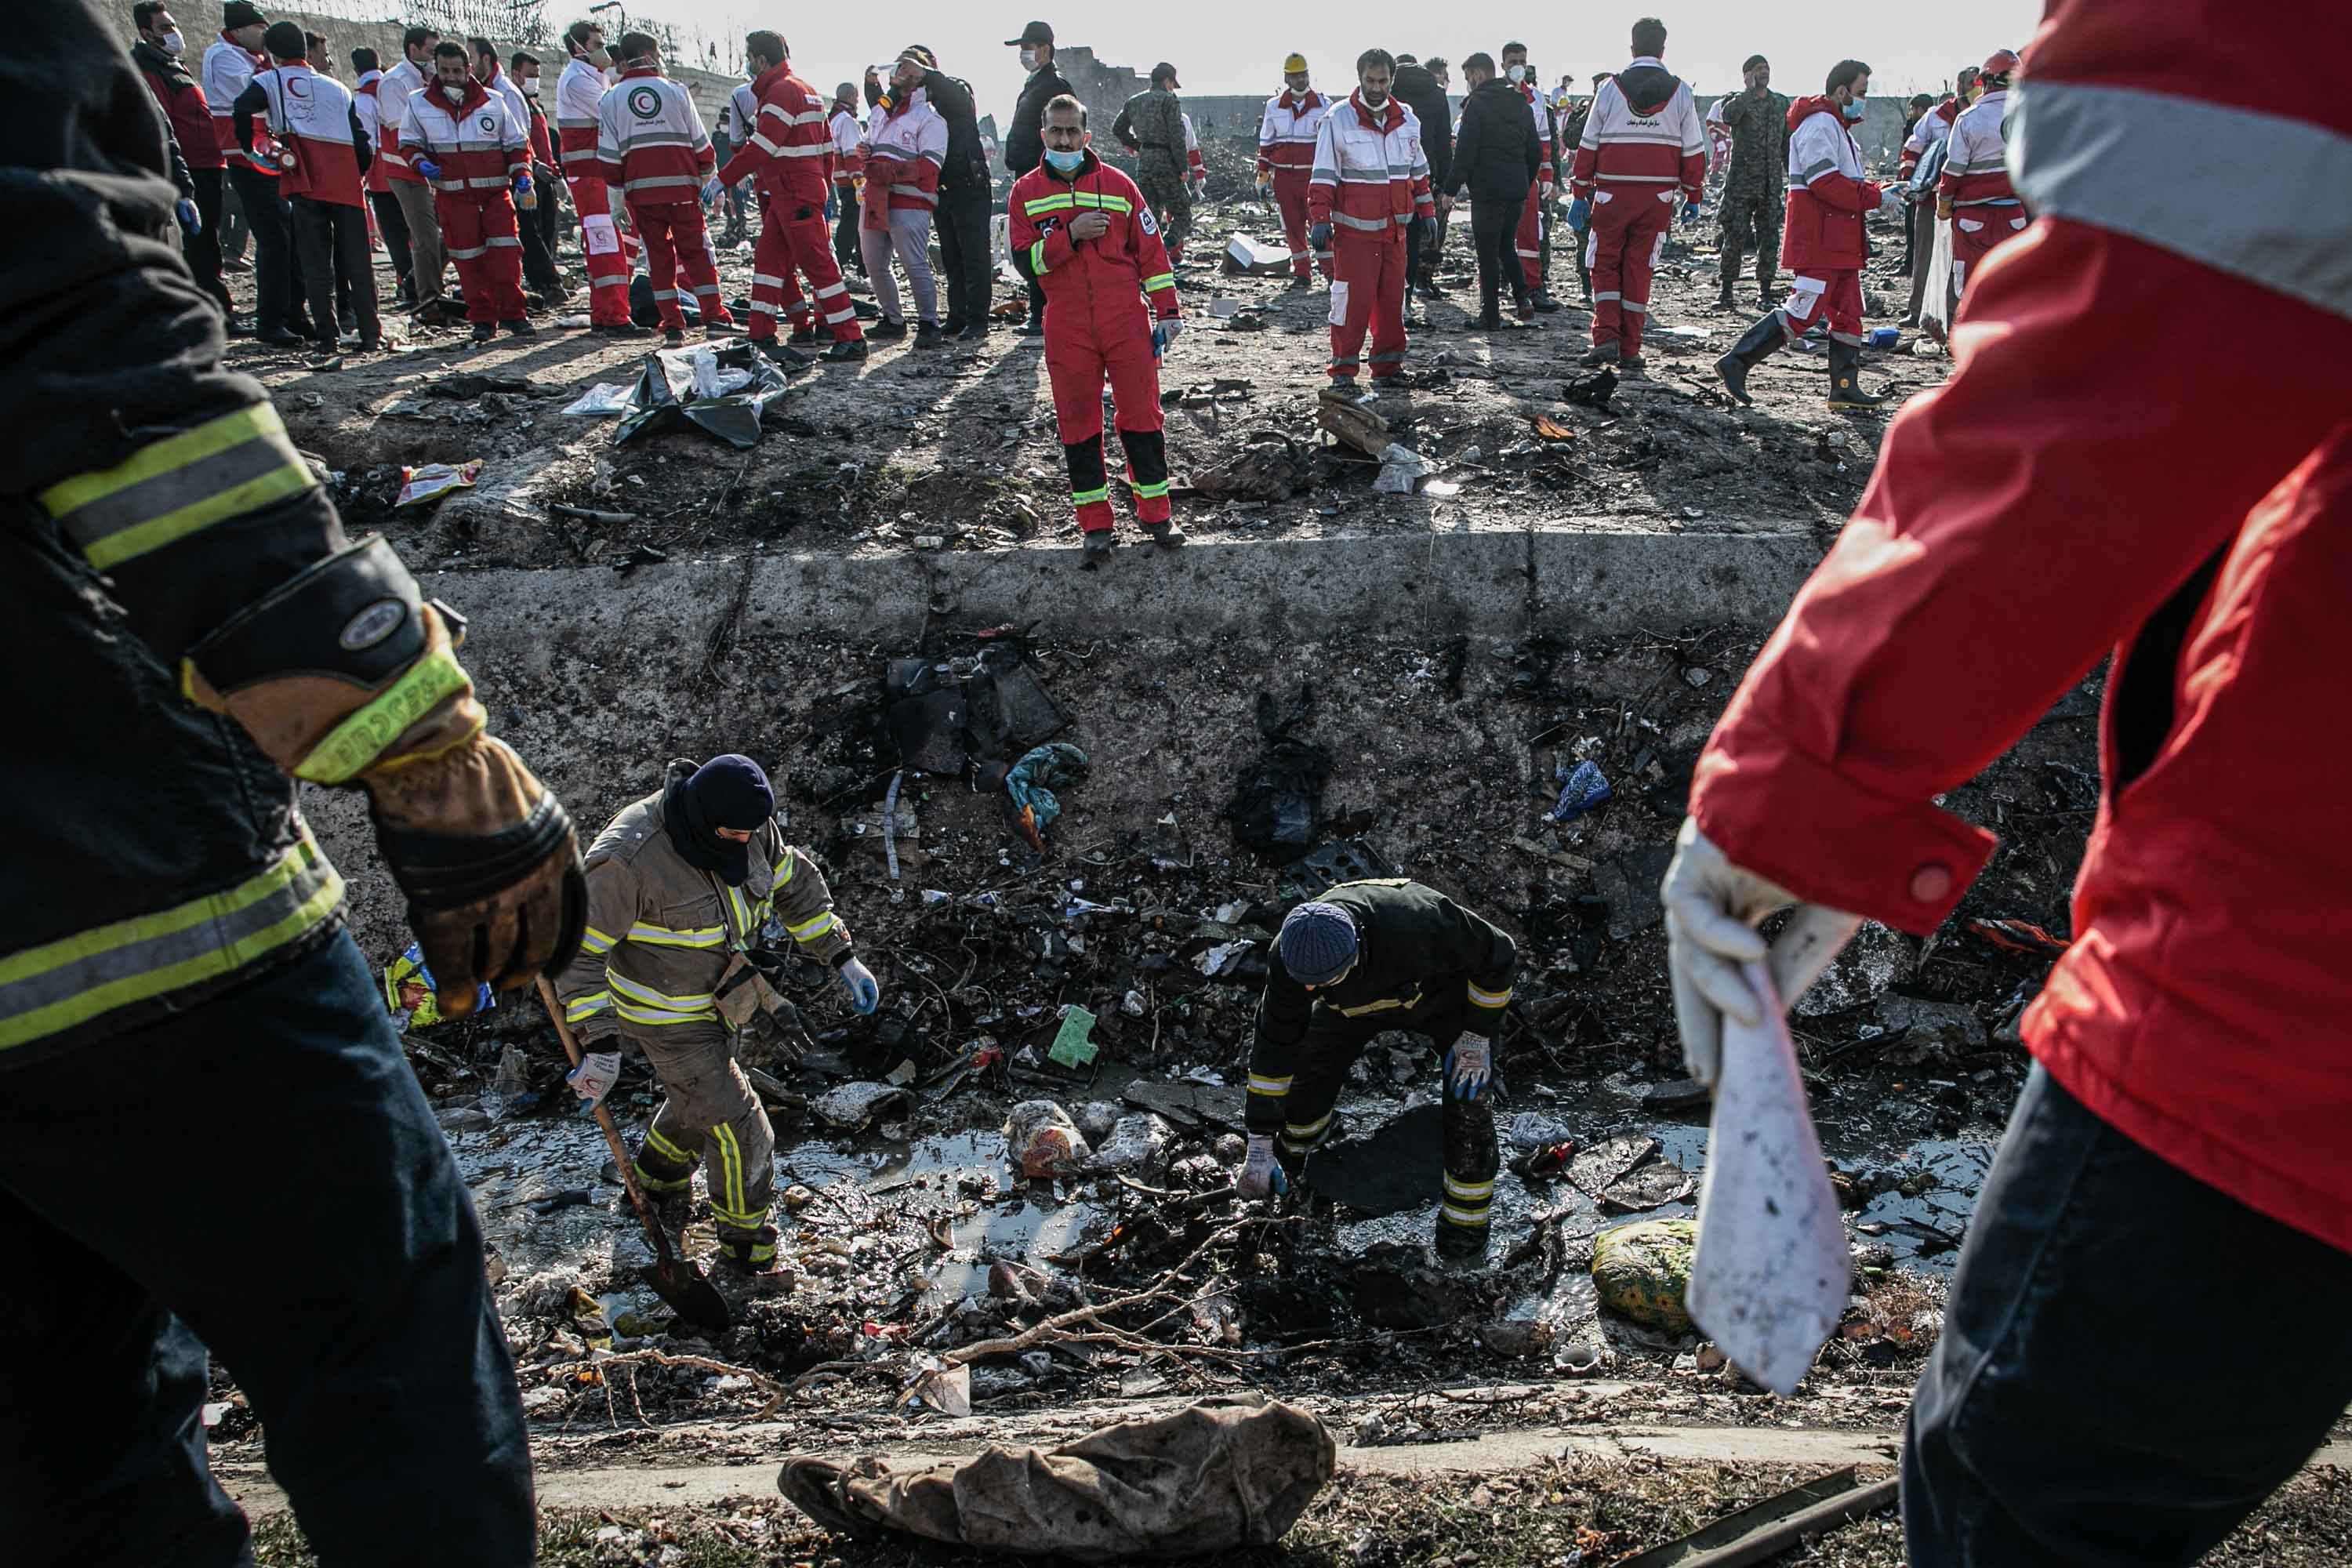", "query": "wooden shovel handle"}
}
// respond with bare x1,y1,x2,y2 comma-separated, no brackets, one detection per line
534,976,681,1269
